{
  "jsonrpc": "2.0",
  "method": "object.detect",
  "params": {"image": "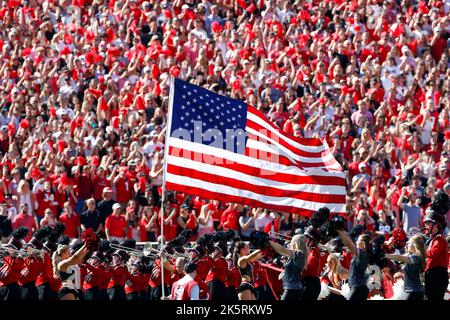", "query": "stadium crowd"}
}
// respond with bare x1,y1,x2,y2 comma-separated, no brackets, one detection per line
0,0,449,301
